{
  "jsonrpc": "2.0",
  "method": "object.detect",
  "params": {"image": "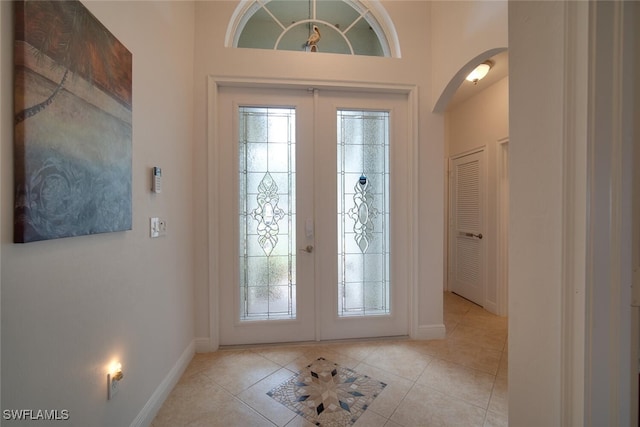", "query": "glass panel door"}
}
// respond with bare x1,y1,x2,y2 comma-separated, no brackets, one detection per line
218,87,315,345
217,86,410,345
316,90,409,341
